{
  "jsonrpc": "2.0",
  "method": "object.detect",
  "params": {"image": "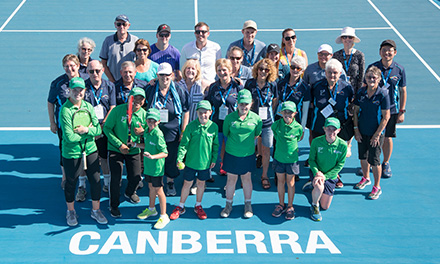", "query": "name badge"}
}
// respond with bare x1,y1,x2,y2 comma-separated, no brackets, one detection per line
381,83,390,90
94,104,104,120
259,107,268,120
328,98,336,106
276,104,282,116
160,109,169,123
320,104,334,118
155,101,164,109
219,105,228,120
